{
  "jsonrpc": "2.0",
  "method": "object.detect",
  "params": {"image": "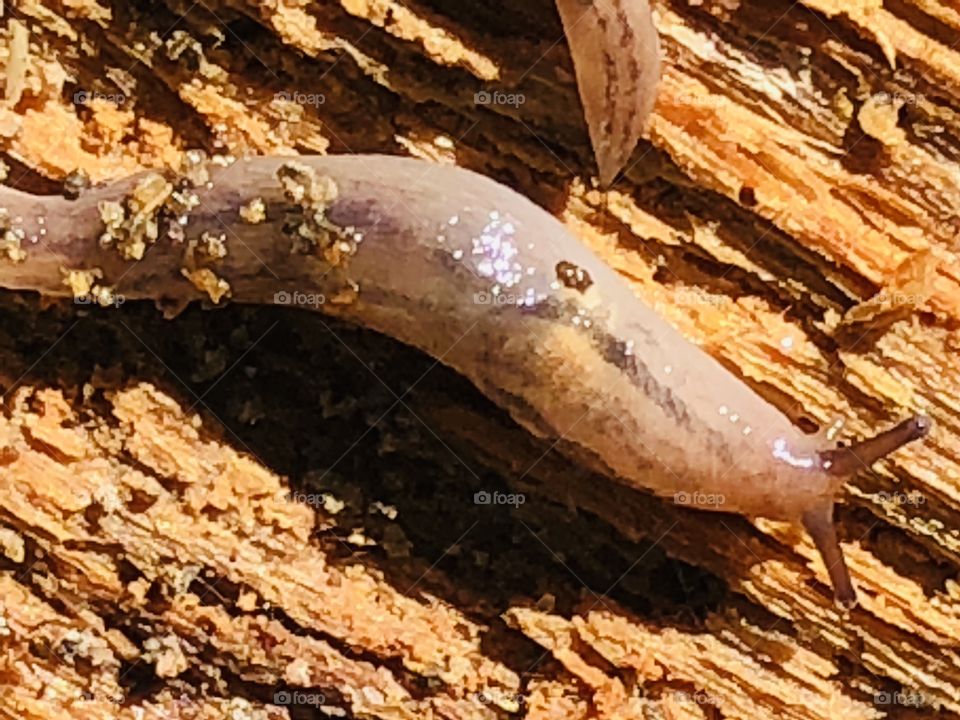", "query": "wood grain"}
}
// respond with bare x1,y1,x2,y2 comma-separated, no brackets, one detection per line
1,0,959,718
